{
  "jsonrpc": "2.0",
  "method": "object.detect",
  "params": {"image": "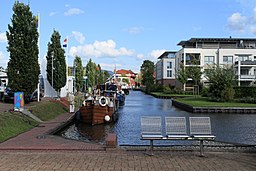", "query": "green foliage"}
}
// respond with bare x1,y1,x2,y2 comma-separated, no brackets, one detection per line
145,84,163,94
46,30,66,95
6,2,40,100
74,56,83,92
204,64,236,101
233,86,256,98
85,59,97,88
221,87,235,102
175,63,188,85
122,78,129,84
140,60,155,87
